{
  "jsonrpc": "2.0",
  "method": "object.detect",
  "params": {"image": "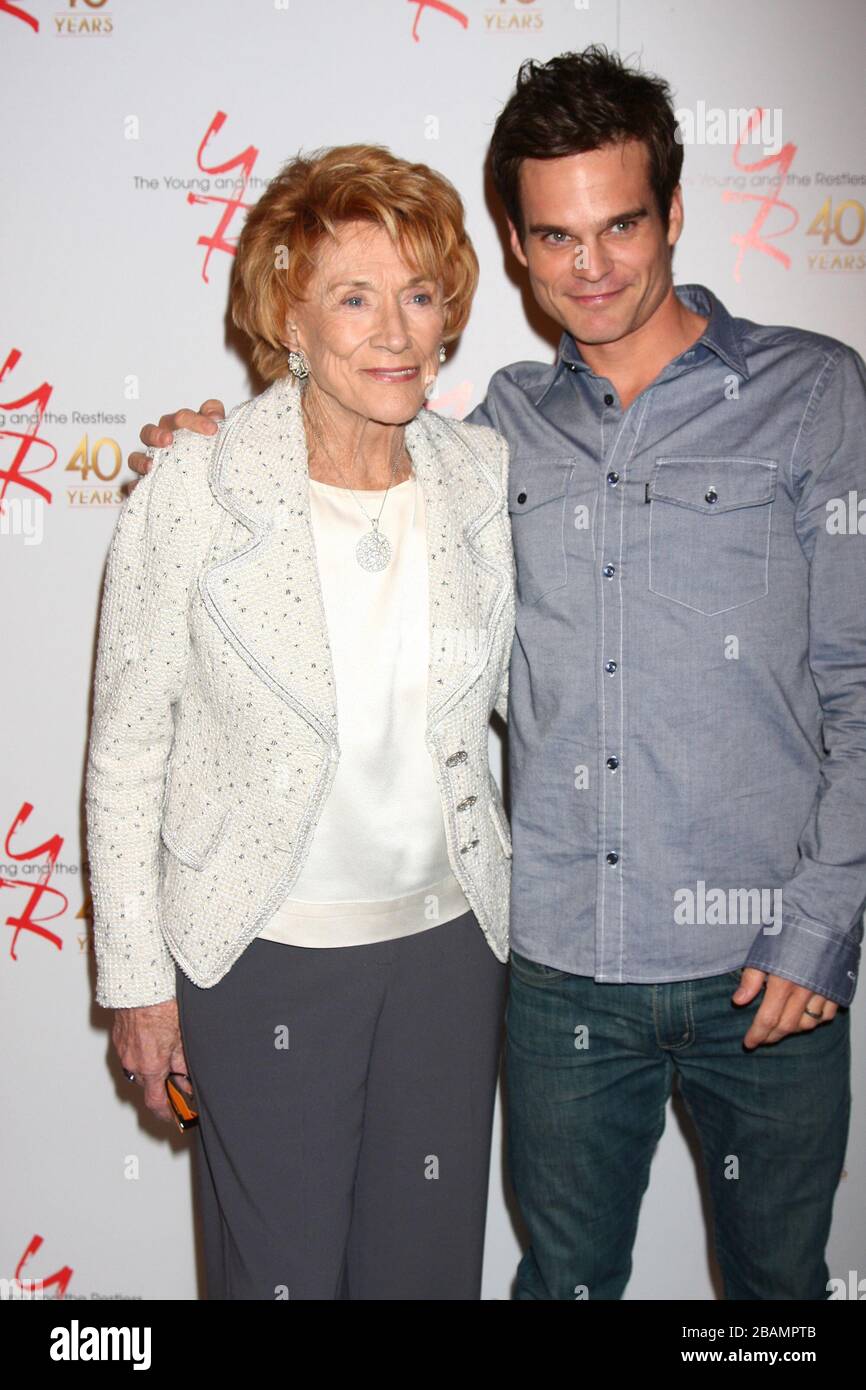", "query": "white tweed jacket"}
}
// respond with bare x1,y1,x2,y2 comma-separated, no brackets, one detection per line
86,374,516,1008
